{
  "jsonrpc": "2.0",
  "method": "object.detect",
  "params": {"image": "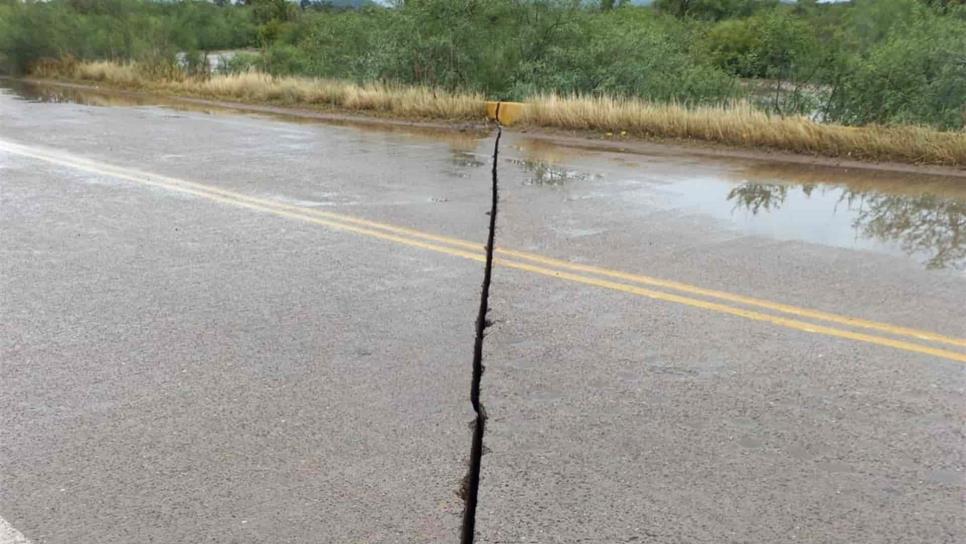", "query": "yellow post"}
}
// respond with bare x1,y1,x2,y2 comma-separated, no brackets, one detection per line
484,101,526,126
